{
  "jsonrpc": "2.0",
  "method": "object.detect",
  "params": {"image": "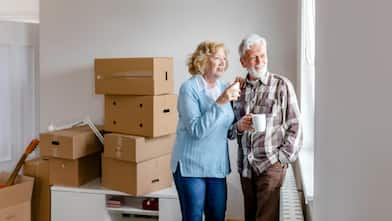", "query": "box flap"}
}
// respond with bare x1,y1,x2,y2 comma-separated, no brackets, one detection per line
0,201,31,221
0,172,34,210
